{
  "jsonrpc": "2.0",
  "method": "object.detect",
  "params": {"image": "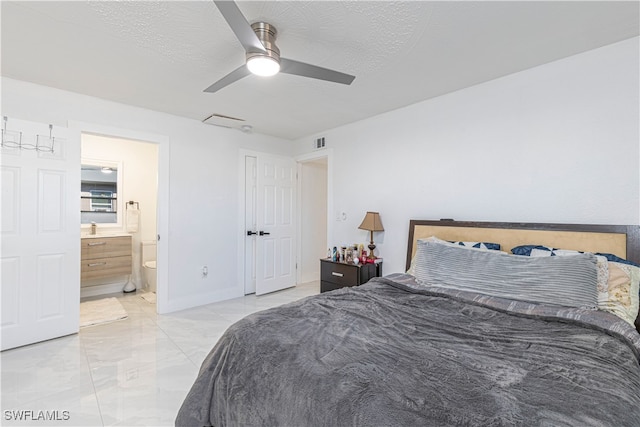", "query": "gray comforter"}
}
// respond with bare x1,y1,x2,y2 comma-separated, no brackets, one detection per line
176,274,640,427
